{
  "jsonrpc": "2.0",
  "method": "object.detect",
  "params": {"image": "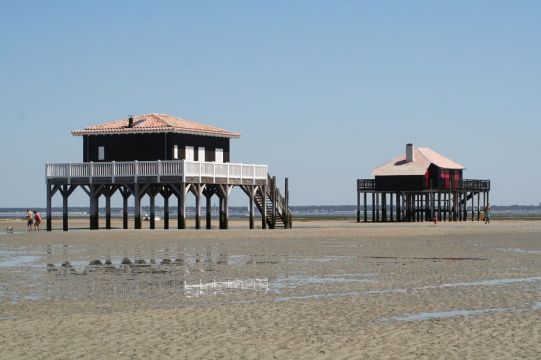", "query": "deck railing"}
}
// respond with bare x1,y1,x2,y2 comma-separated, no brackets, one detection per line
46,160,268,183
357,178,490,191
357,179,376,190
